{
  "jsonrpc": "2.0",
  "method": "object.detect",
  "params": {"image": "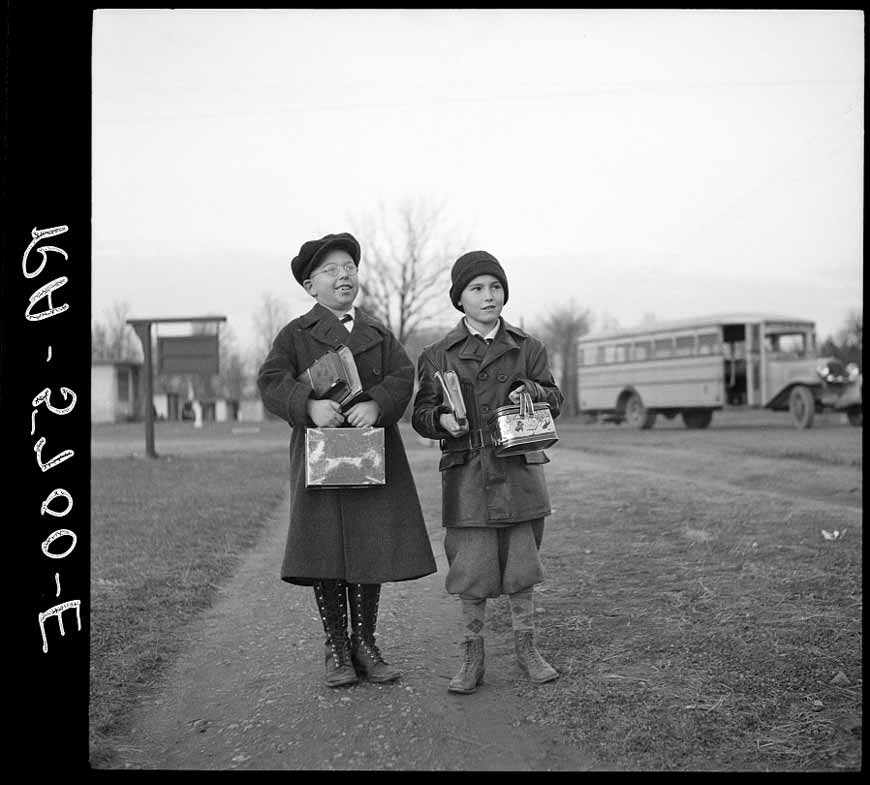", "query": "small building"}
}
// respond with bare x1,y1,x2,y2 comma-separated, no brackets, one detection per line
153,391,182,420
91,360,142,423
238,397,264,421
